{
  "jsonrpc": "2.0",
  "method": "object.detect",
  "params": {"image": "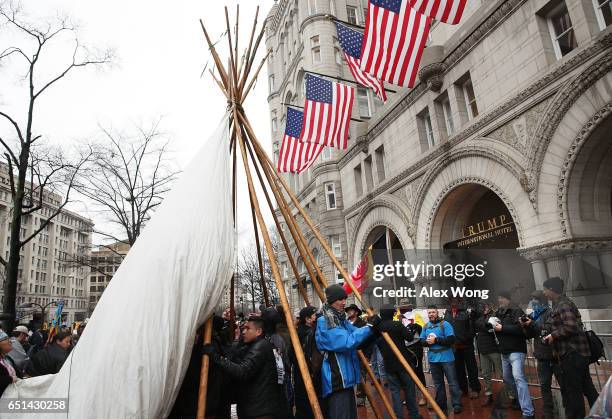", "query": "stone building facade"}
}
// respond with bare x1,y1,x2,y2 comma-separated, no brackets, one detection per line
0,164,93,324
265,0,612,317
